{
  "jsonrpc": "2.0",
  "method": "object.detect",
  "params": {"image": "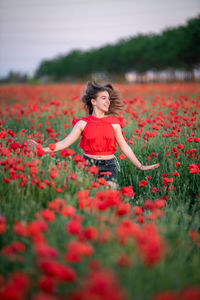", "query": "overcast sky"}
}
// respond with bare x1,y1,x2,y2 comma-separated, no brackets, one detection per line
0,0,199,77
